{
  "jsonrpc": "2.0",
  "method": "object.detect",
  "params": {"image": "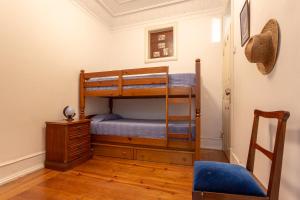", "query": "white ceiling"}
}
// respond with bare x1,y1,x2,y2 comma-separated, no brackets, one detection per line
98,0,190,16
